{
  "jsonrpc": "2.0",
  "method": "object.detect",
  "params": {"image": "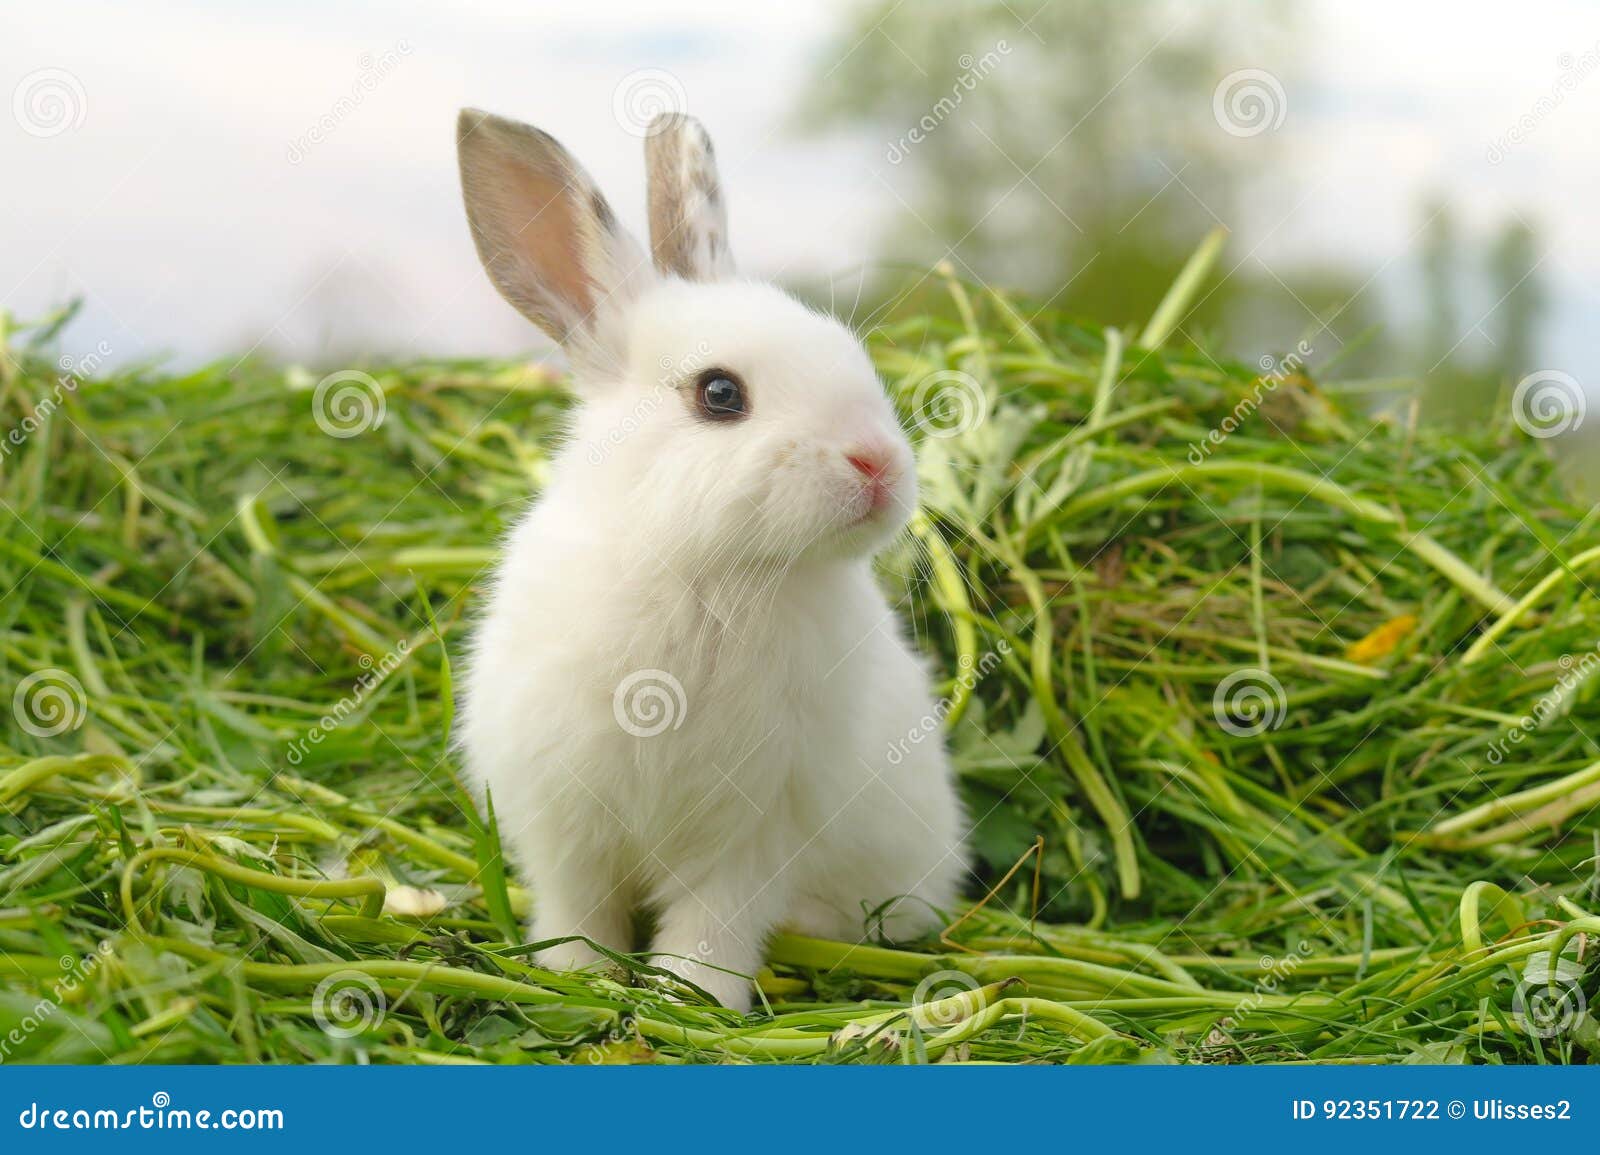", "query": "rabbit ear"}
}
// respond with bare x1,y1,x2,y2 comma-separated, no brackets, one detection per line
645,113,735,282
458,109,652,368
